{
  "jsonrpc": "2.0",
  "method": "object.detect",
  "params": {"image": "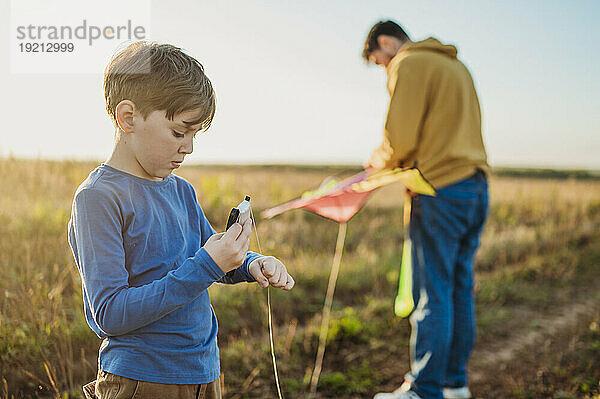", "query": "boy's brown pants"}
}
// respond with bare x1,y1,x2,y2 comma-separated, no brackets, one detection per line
83,370,222,399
